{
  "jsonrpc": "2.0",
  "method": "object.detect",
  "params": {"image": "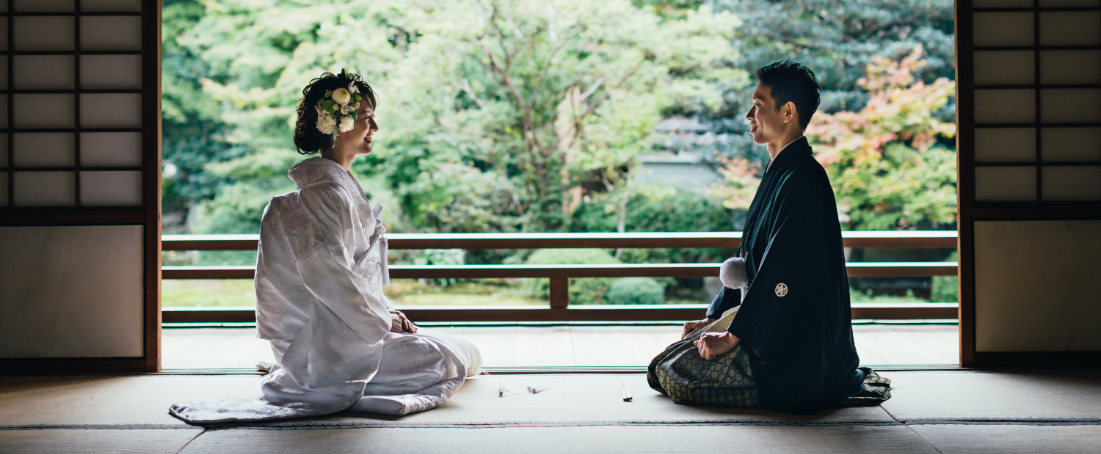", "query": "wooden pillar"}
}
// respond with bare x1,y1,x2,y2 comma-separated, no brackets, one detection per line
549,277,569,310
